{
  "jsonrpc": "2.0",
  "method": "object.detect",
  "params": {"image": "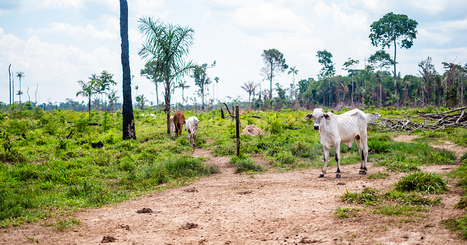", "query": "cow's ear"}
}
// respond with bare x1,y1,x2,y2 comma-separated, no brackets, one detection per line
304,113,313,120
324,113,330,119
